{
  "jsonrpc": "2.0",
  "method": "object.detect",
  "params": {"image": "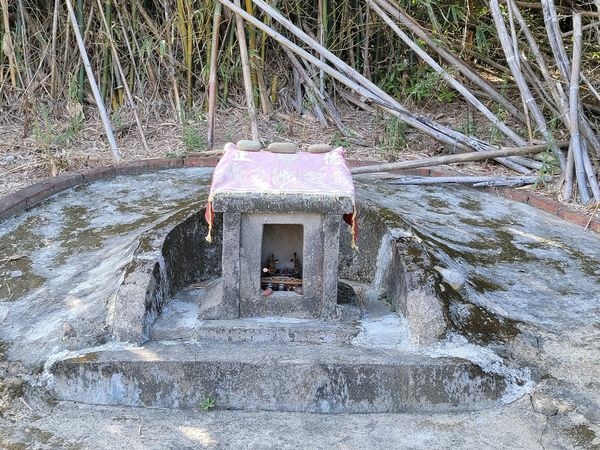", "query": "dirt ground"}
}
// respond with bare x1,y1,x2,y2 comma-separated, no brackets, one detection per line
0,100,551,199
